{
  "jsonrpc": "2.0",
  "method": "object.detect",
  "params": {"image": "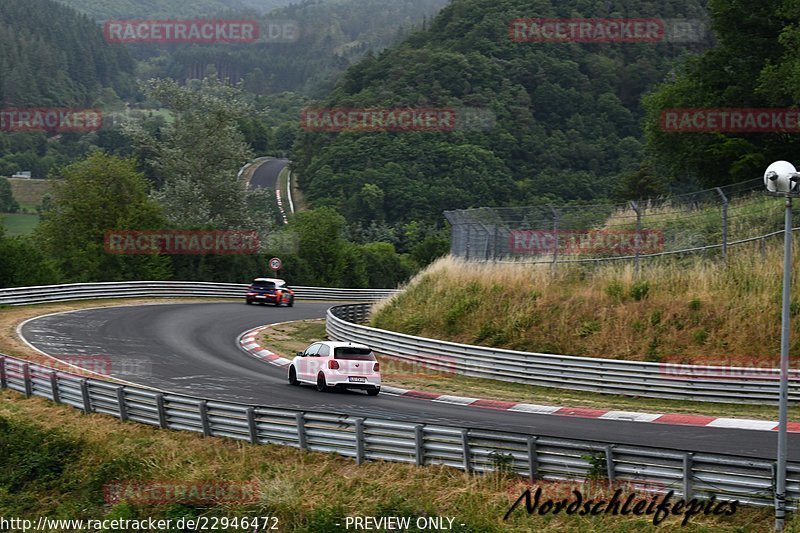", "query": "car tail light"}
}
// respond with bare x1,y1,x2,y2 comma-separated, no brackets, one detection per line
328,360,339,370
373,363,380,372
